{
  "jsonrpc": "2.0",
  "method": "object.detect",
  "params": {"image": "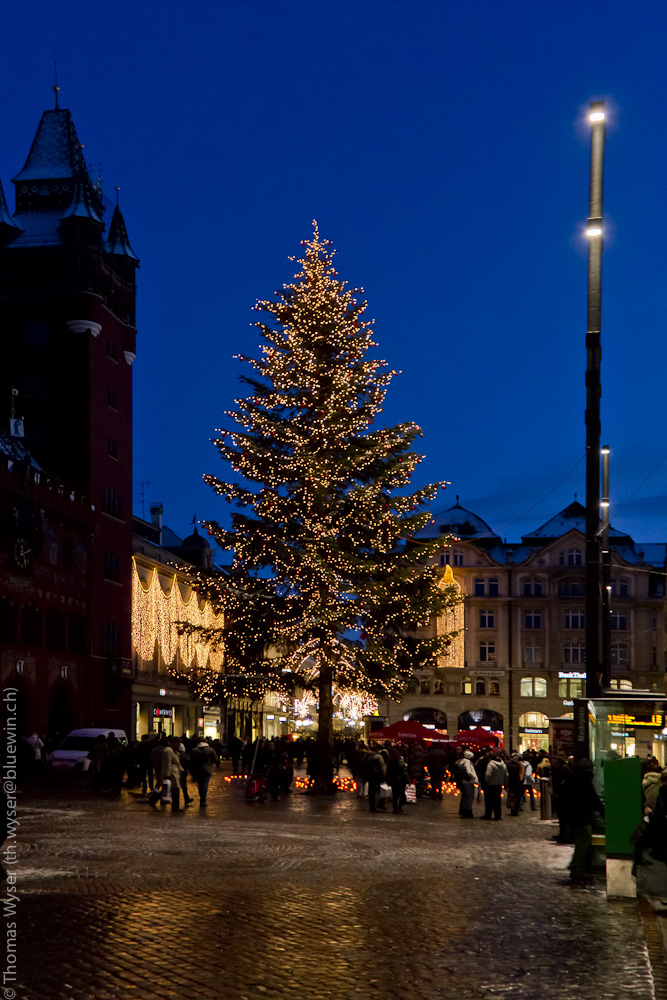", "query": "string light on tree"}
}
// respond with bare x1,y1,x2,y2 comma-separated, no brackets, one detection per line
187,224,462,789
